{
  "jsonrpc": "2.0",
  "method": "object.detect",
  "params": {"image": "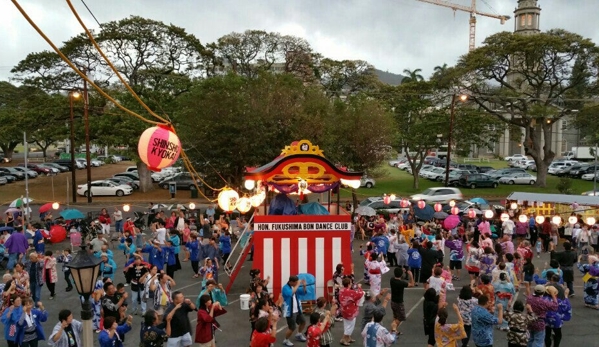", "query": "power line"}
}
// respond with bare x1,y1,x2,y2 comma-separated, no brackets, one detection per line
80,0,101,27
